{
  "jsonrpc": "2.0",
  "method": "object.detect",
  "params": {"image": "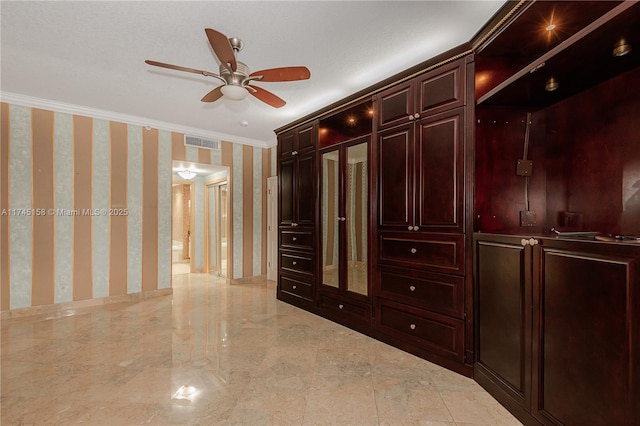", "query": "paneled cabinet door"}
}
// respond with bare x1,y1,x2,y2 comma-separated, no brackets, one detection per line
415,108,465,233
377,108,465,233
474,235,532,416
278,151,315,227
533,240,640,426
378,123,414,230
376,57,466,131
376,80,415,130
